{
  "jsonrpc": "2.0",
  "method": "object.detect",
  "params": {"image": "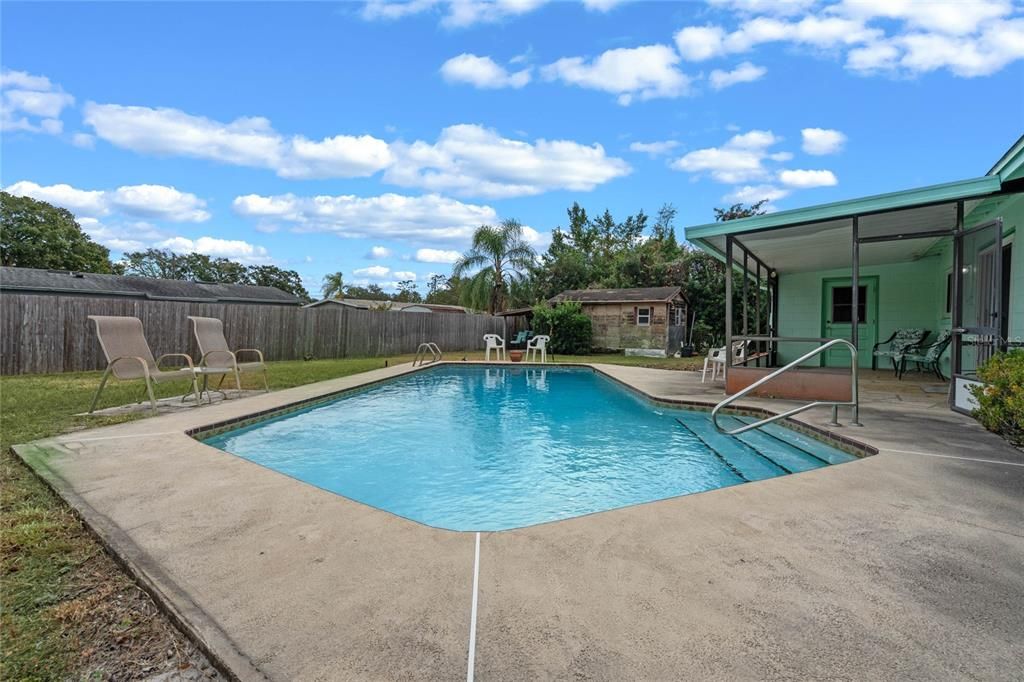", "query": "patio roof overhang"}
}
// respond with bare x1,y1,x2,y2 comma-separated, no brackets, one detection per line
684,175,1016,274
